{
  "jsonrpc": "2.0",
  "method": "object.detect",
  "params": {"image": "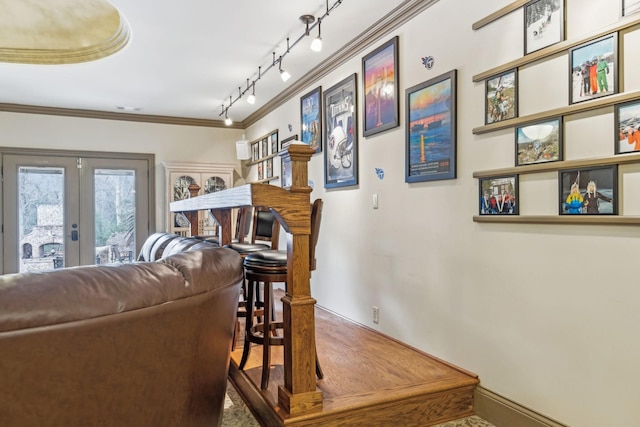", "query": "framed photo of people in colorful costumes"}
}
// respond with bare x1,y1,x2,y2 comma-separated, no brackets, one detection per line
559,165,618,215
569,33,618,105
